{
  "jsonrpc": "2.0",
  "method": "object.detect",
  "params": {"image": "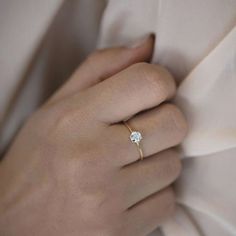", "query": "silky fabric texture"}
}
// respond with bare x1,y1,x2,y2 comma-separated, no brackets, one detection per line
98,1,236,235
0,1,236,236
0,0,106,153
